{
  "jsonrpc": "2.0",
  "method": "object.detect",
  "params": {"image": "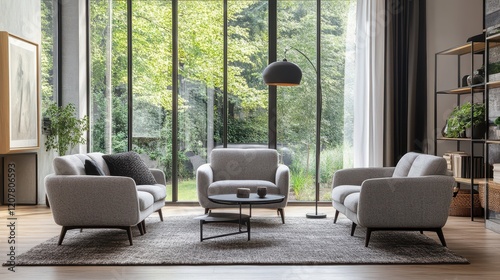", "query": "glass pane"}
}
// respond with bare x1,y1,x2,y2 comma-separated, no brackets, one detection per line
41,0,57,107
277,0,355,202
177,0,224,201
89,0,129,154
227,1,269,148
131,0,172,201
